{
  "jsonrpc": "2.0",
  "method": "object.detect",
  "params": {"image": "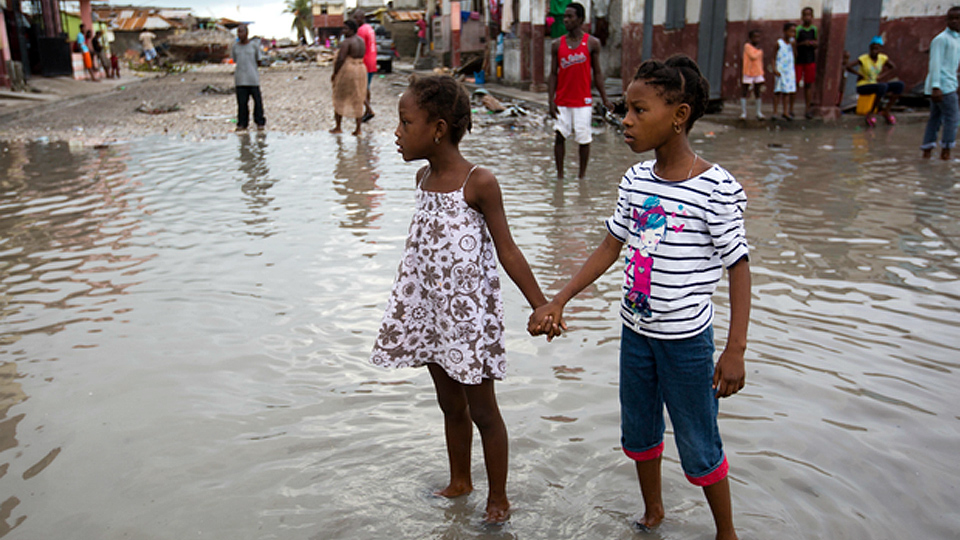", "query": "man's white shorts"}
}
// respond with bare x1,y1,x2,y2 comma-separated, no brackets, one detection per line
555,106,593,145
